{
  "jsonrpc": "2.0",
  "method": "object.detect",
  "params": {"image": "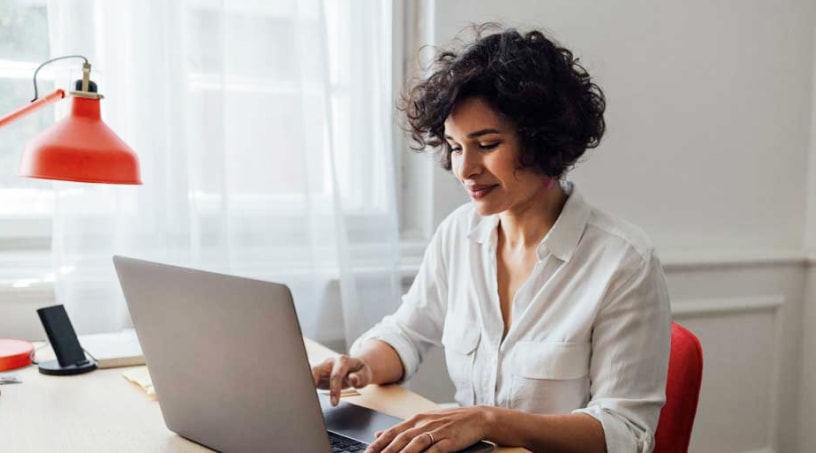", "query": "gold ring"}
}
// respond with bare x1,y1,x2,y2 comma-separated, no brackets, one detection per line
426,432,436,444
